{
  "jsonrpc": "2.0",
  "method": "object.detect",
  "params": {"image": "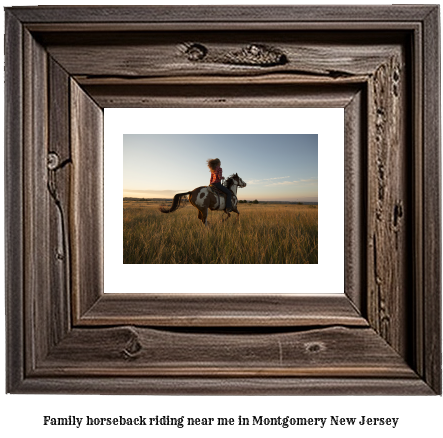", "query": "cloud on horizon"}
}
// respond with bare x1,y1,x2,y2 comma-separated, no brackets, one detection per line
246,176,290,185
265,178,318,187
